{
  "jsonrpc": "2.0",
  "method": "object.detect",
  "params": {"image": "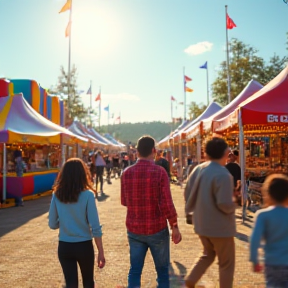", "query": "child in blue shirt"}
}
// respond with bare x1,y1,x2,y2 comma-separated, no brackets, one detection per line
250,174,288,288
